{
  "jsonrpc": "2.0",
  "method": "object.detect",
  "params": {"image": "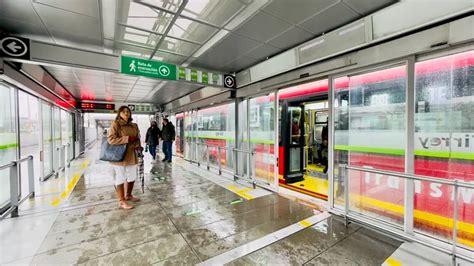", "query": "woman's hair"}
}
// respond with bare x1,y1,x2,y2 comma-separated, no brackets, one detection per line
116,106,133,122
